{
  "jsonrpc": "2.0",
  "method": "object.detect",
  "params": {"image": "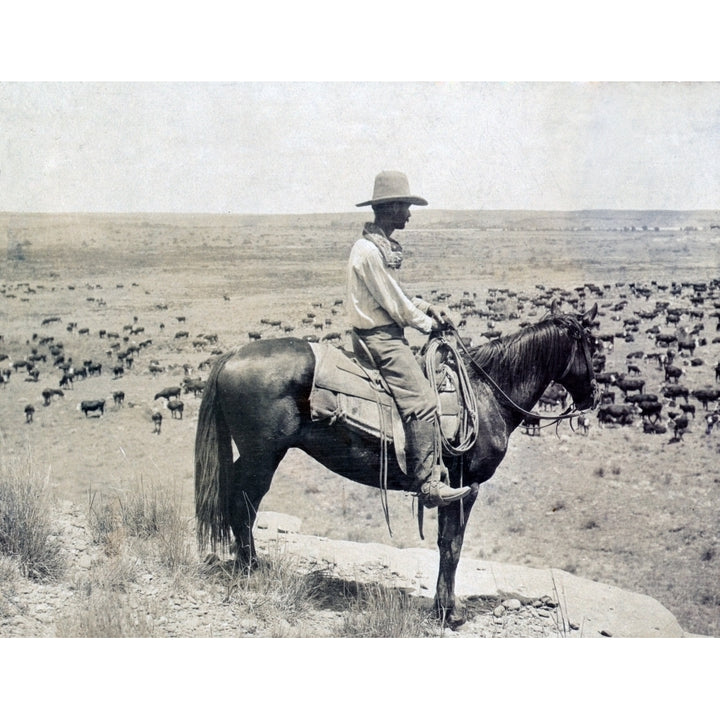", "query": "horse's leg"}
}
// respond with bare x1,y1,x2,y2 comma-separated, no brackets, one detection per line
228,448,286,571
435,483,479,628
